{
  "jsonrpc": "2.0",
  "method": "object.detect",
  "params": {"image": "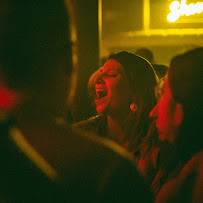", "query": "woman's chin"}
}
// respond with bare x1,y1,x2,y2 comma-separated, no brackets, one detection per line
95,97,108,114
96,106,105,114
